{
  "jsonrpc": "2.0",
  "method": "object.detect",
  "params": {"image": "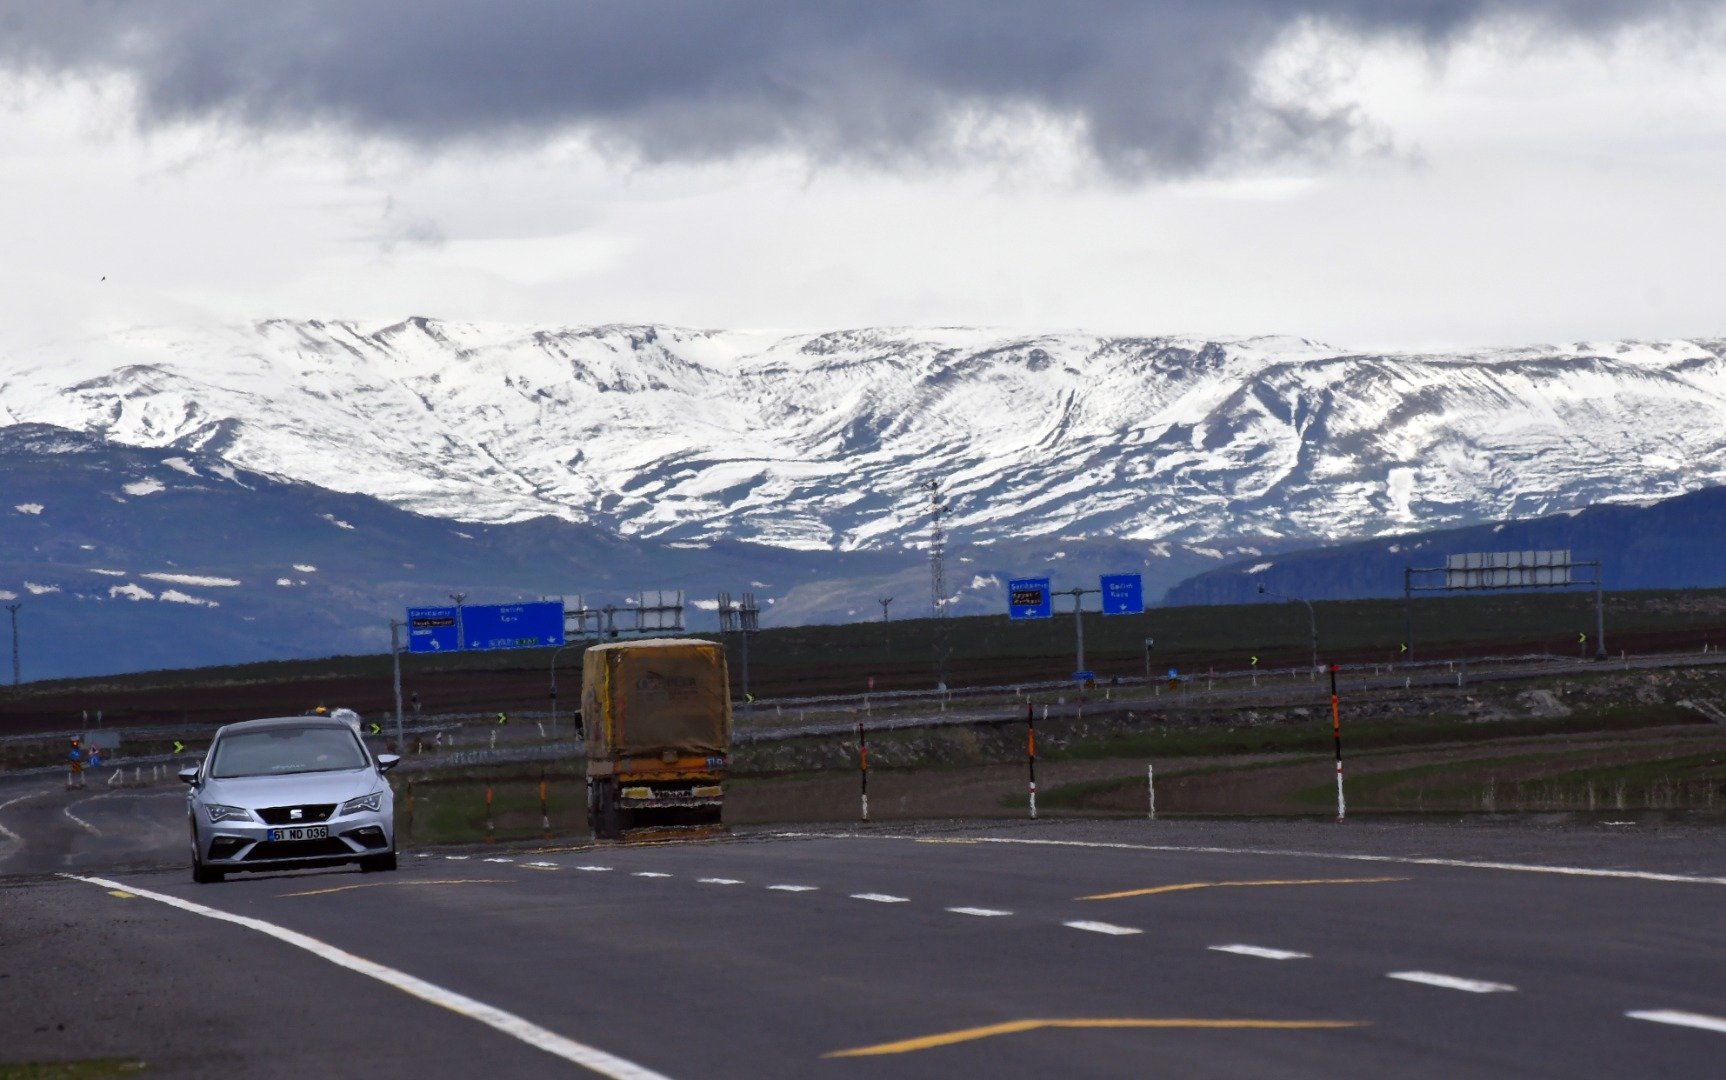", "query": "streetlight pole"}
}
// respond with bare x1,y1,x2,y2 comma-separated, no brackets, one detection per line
549,643,575,735
1258,585,1318,681
390,619,404,750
